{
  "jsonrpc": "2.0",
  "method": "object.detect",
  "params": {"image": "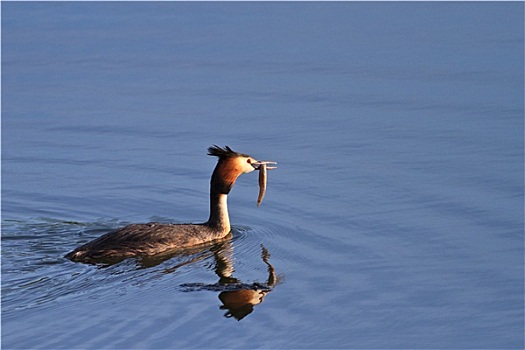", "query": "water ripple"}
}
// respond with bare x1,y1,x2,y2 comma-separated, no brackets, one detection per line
1,218,286,319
